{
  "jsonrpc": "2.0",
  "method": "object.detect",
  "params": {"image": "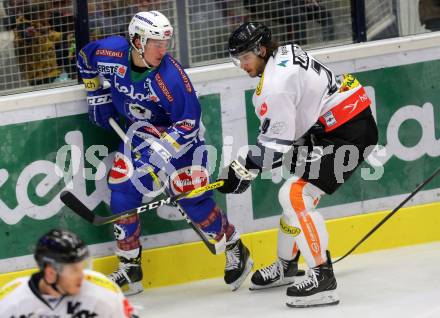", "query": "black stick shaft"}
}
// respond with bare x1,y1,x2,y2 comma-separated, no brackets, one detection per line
334,167,440,264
